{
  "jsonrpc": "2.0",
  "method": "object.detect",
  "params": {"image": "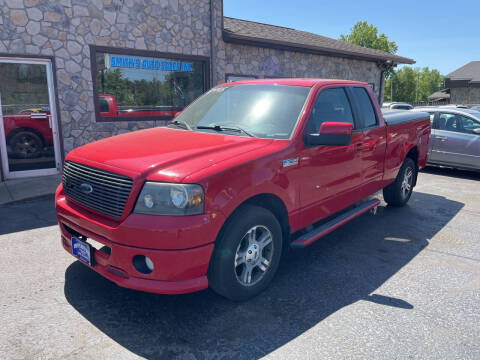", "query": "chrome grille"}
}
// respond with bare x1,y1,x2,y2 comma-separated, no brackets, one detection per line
62,161,133,218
